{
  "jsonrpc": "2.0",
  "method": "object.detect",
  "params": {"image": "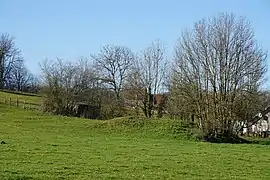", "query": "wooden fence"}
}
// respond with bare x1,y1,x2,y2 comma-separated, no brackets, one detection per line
0,97,41,111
